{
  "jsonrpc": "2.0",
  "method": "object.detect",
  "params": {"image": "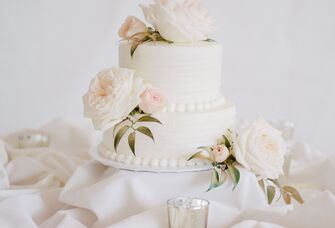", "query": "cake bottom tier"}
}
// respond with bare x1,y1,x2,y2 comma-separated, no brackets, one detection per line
99,101,236,168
